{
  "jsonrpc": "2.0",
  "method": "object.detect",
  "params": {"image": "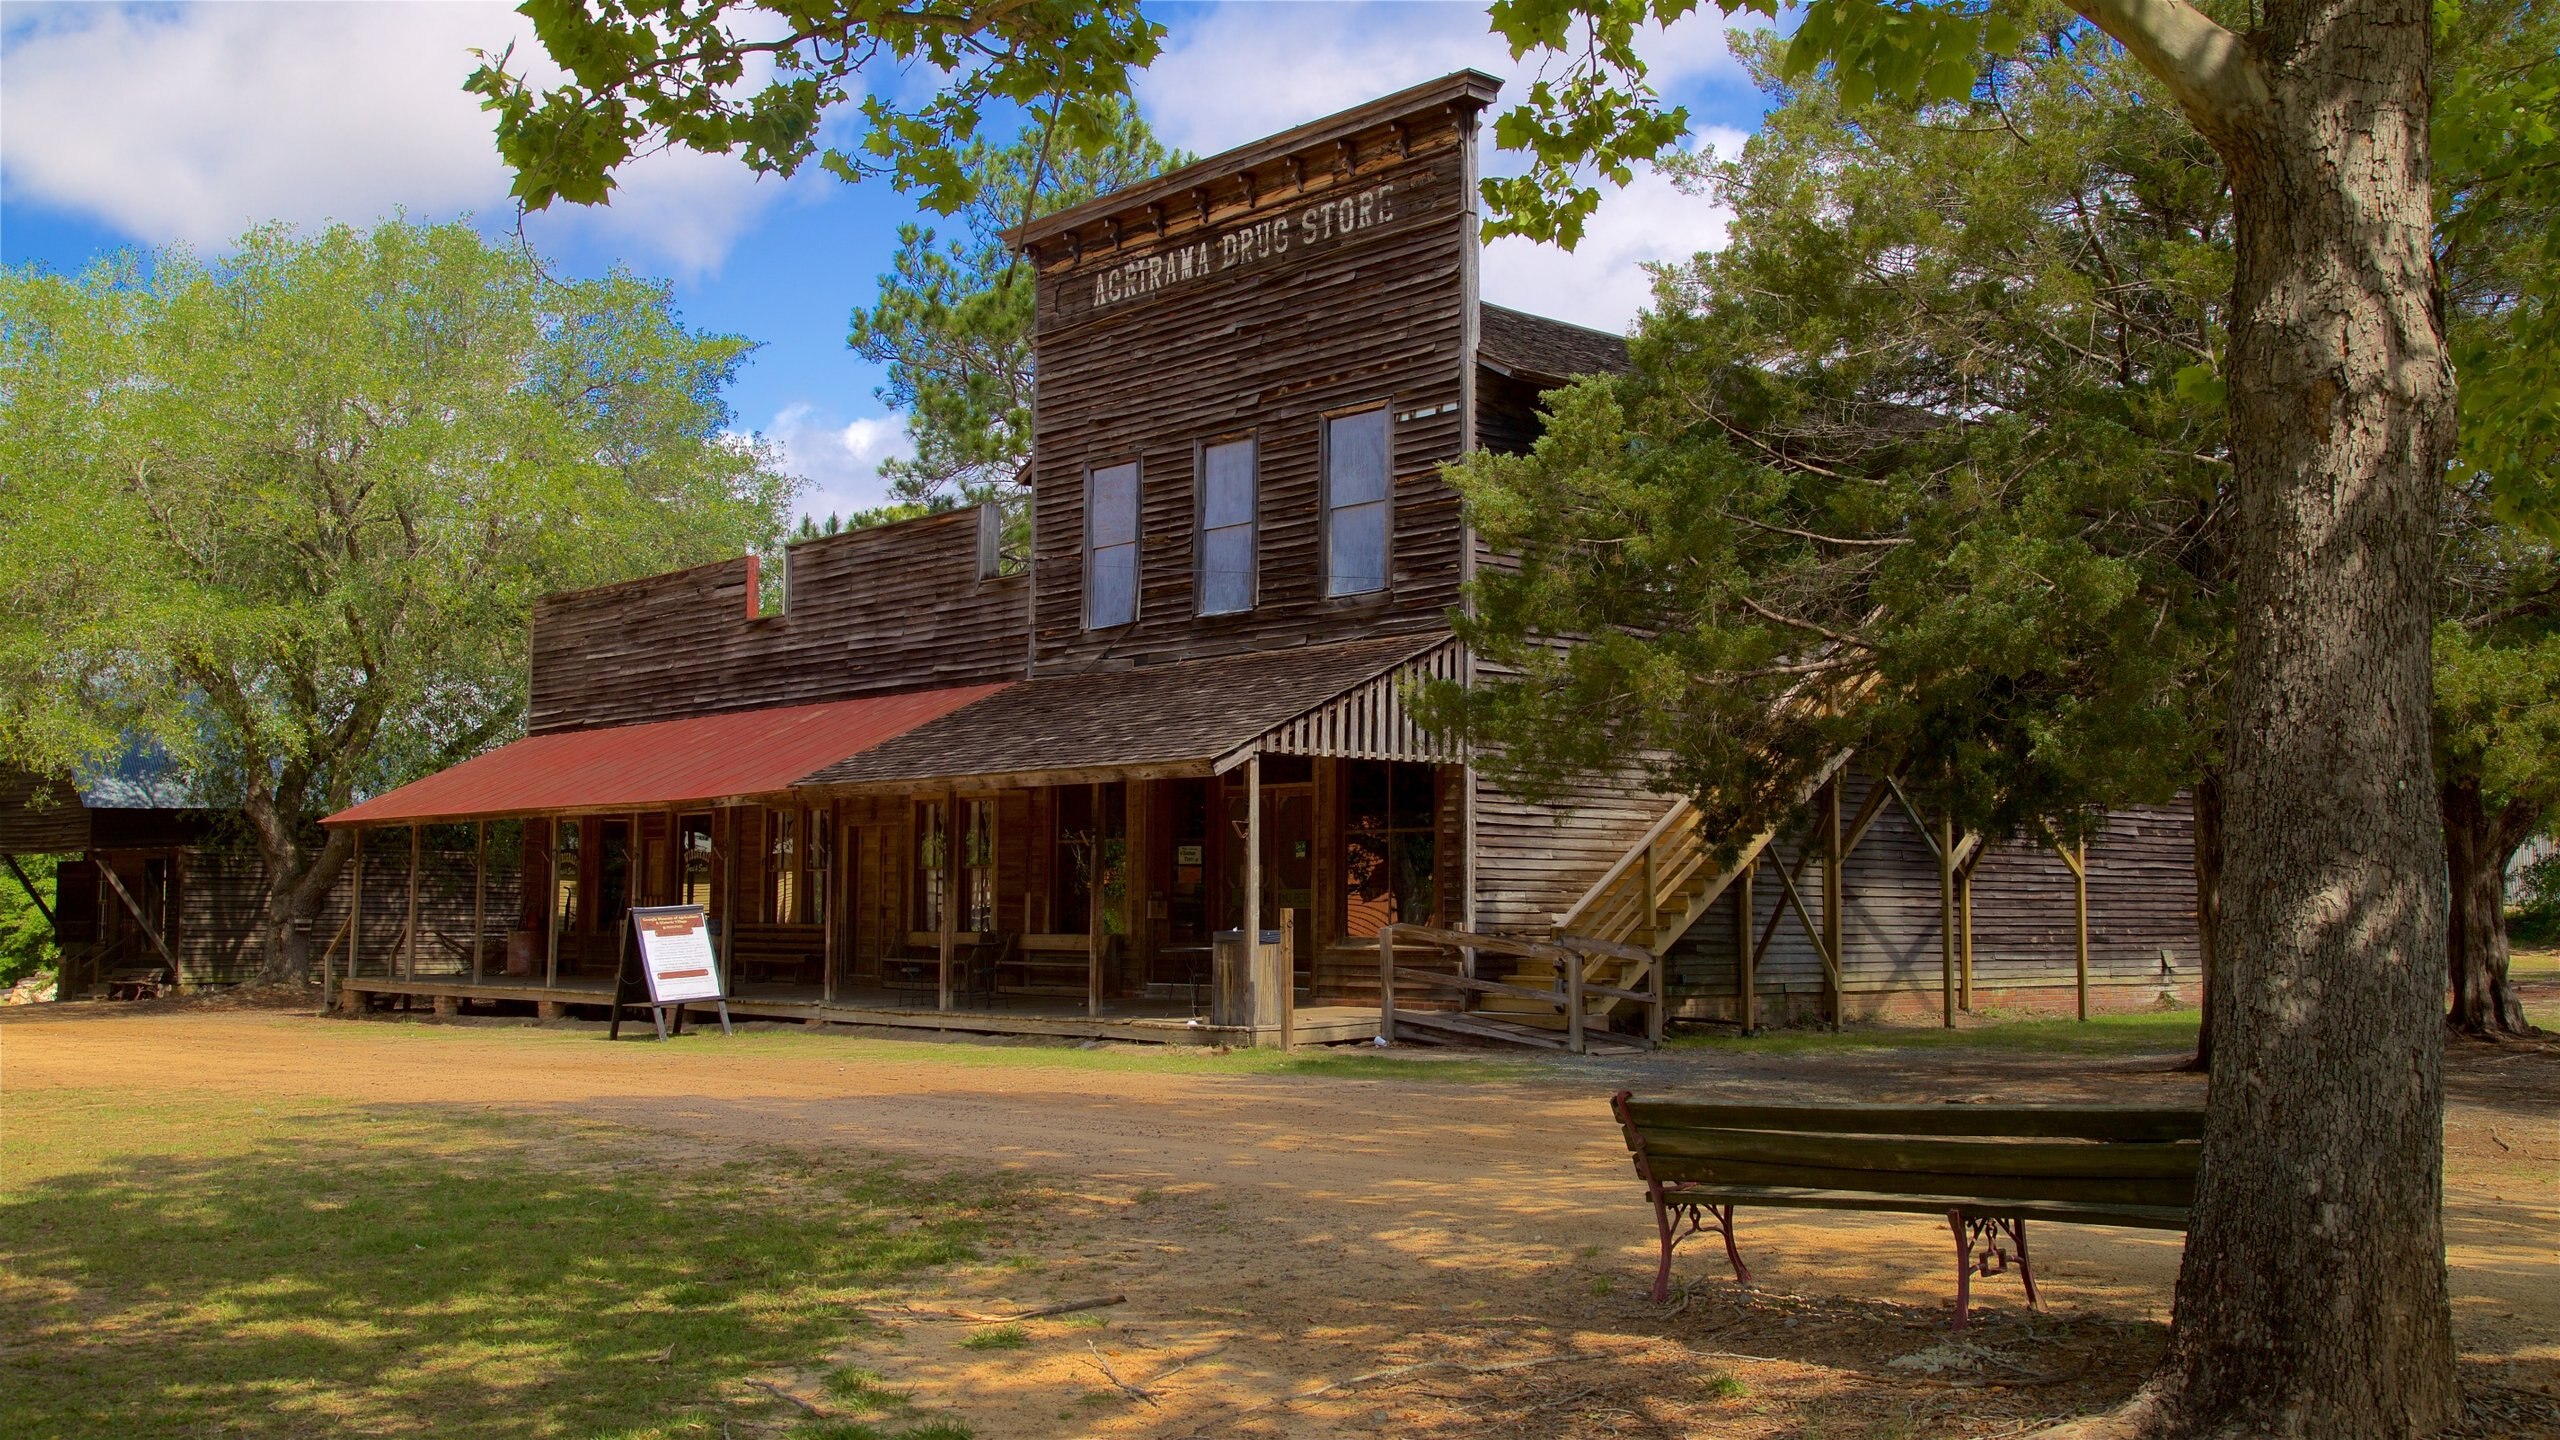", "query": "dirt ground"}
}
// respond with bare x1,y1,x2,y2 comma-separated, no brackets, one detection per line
6,1002,2556,1438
